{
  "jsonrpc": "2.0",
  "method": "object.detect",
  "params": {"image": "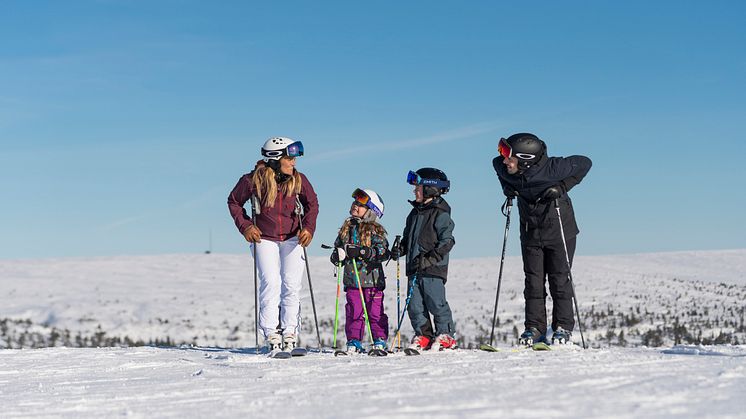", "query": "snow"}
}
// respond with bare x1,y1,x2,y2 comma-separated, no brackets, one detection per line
1,345,745,418
1,250,746,417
